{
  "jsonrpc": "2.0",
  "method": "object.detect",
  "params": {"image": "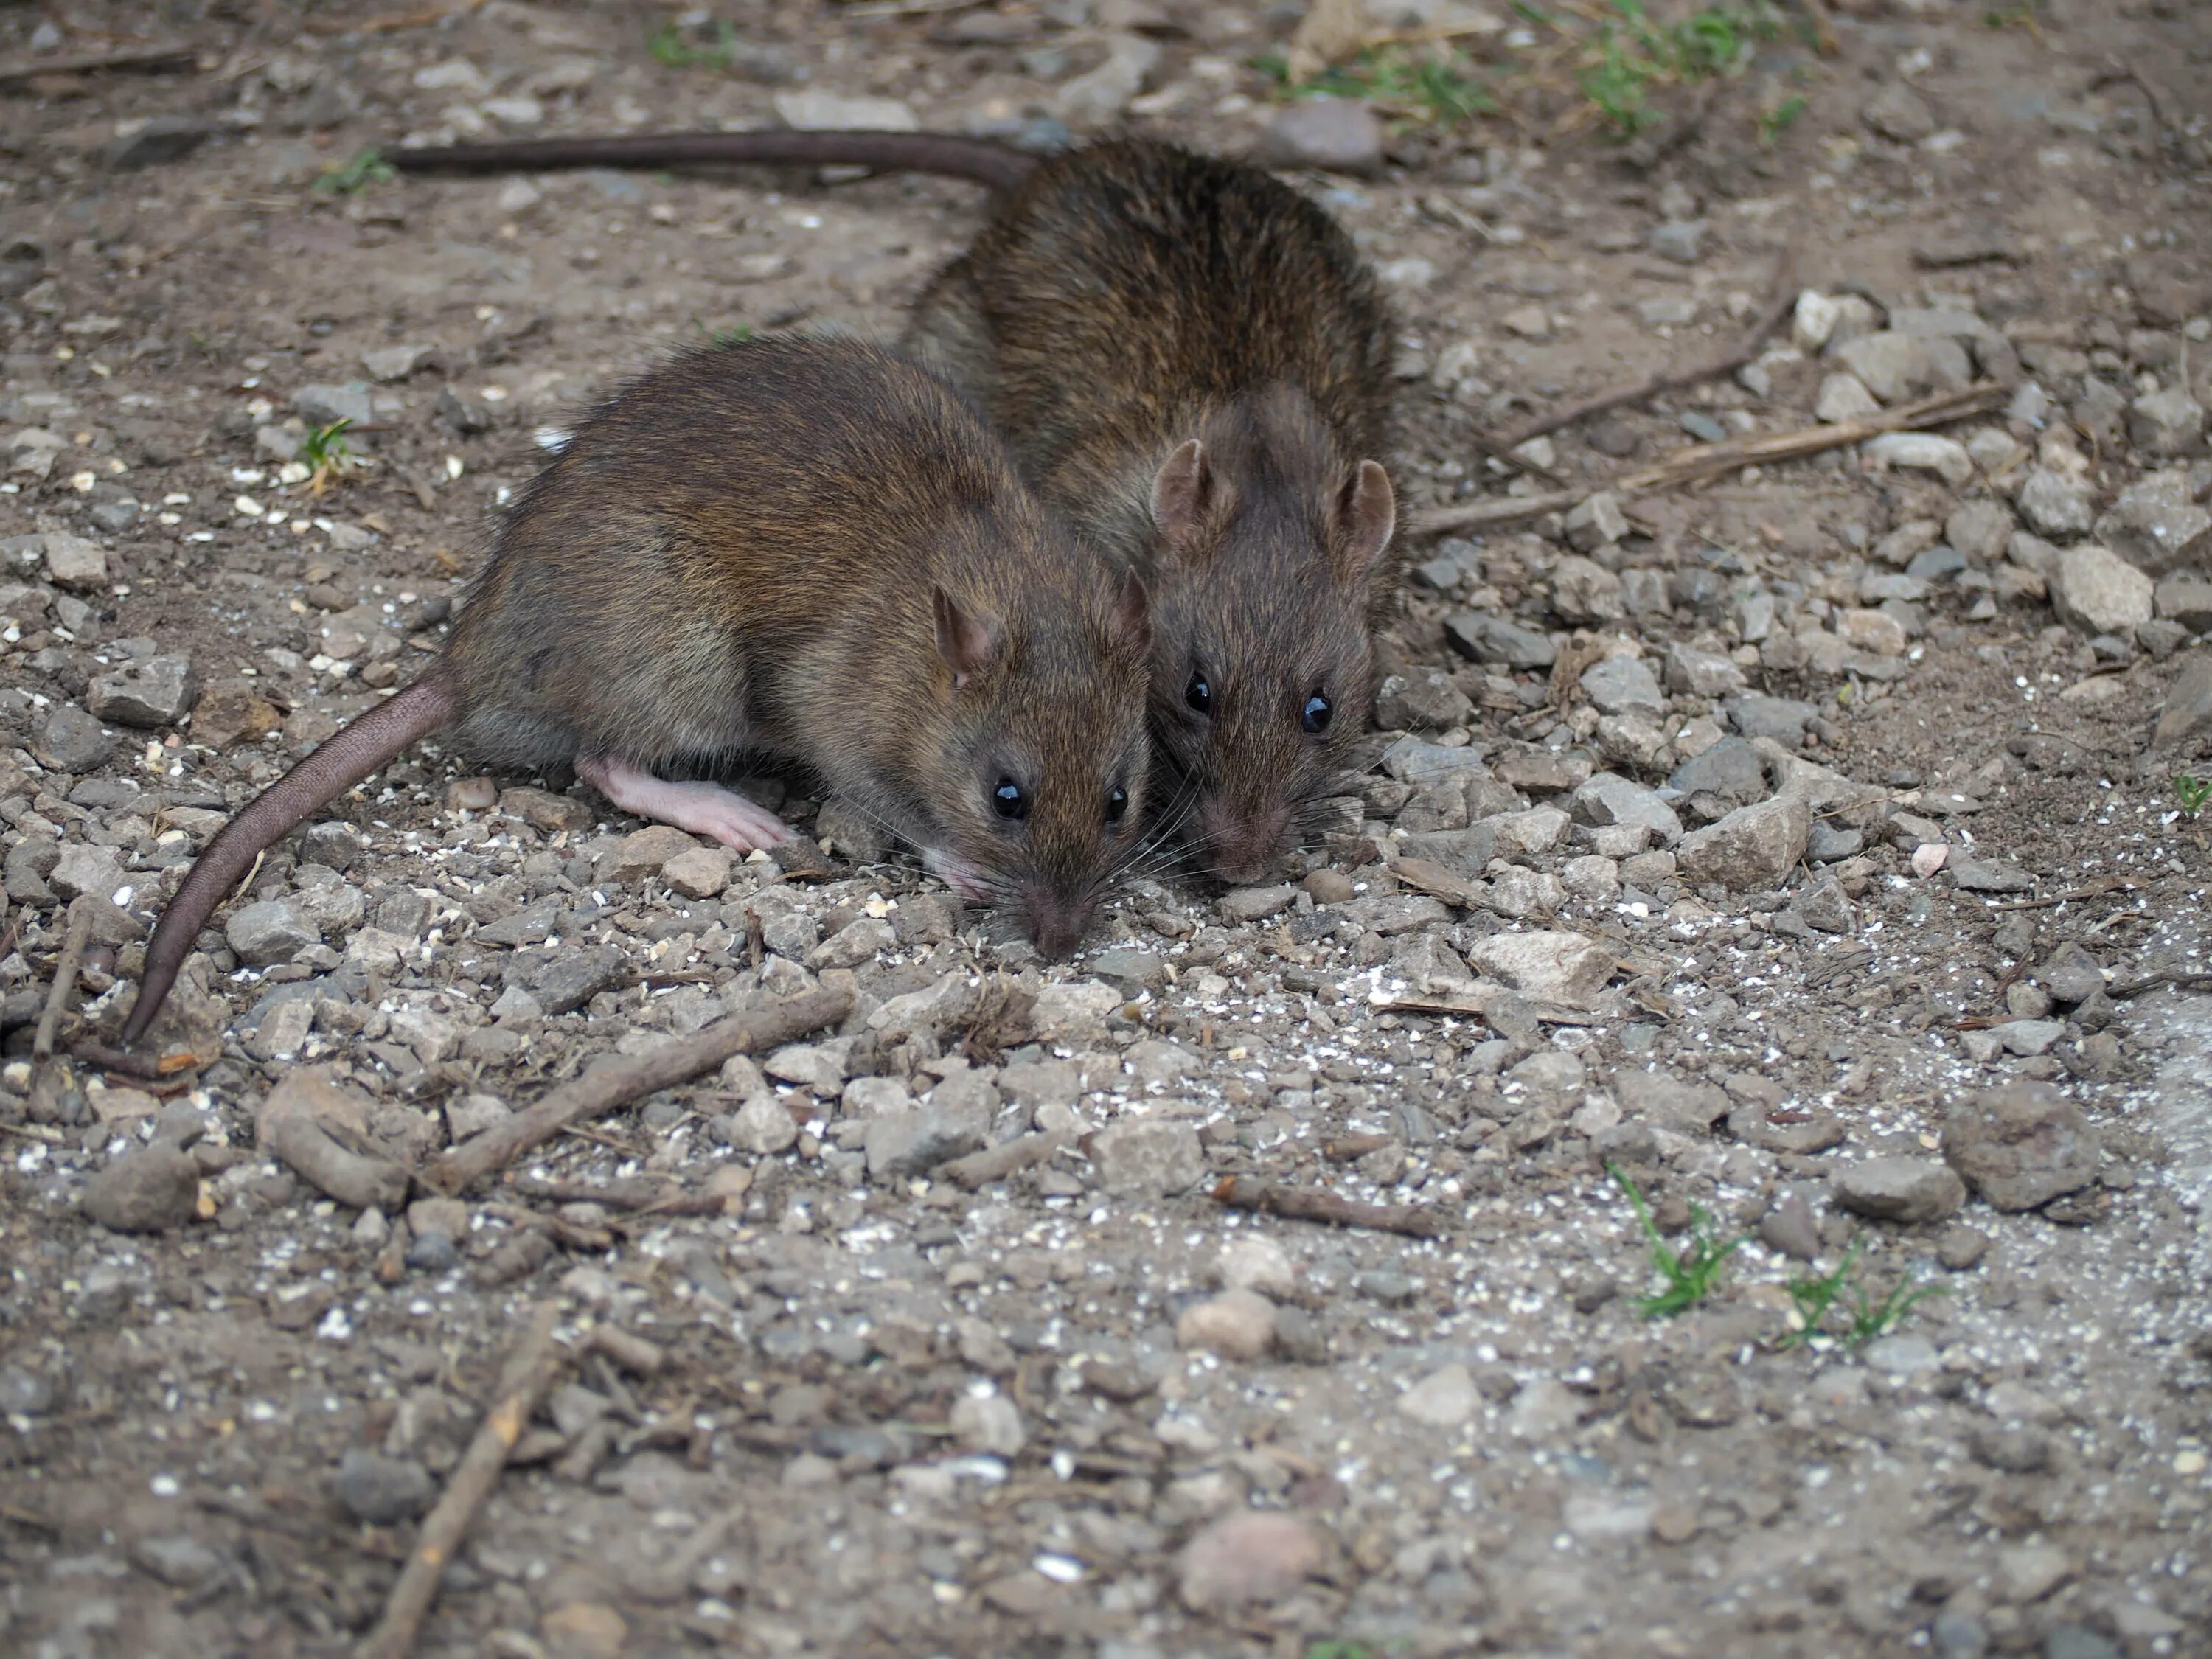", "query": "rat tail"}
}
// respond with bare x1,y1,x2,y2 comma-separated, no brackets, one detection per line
389,128,1041,192
121,668,456,1047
